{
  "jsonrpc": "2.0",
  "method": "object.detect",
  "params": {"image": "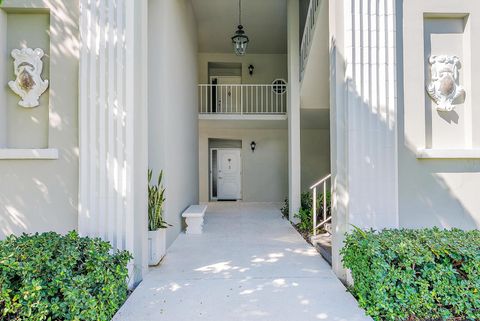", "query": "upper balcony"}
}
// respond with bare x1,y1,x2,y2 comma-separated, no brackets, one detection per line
198,82,287,120
191,0,288,121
